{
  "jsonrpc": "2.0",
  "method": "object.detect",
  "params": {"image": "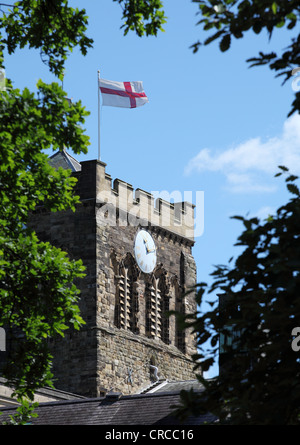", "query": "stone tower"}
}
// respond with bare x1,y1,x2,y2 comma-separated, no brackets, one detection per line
30,151,198,397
